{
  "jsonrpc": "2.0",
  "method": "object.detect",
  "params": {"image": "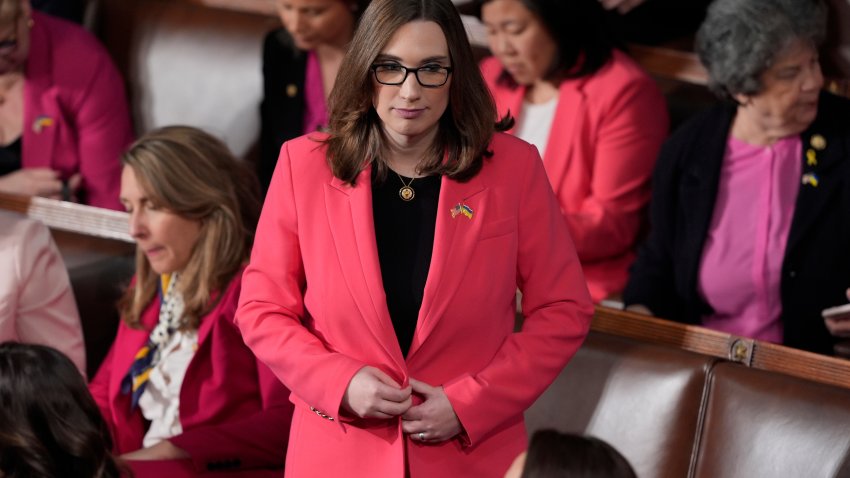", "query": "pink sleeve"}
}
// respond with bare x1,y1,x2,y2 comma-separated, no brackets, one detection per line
566,74,668,261
73,49,134,210
15,219,86,375
236,141,366,422
88,341,118,437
